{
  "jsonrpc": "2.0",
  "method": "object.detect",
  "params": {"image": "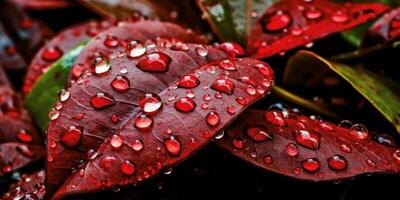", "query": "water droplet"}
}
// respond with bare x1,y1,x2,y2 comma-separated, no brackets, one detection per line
131,139,144,151
139,93,162,114
49,109,60,120
134,114,153,131
195,45,208,56
214,131,225,139
73,113,85,120
215,92,223,99
90,92,116,109
93,57,111,74
366,159,376,168
110,134,123,149
174,97,196,112
331,11,350,23
104,36,119,48
263,155,273,164
120,160,135,175
226,105,235,115
219,59,236,71
16,130,32,143
111,114,119,123
171,42,189,51
245,126,272,142
178,75,200,88
302,158,320,173
263,11,292,32
293,130,320,150
127,40,146,58
304,8,323,20
111,75,130,93
219,42,245,57
235,97,248,105
100,156,116,170
59,89,70,102
327,155,347,171
340,144,352,153
17,145,35,157
164,136,181,156
211,78,235,95
201,103,208,110
286,143,298,156
293,167,301,175
203,94,211,101
319,122,335,131
71,63,85,79
393,150,400,165
349,124,368,140
232,138,244,149
42,46,63,62
254,63,273,78
60,126,82,148
206,112,220,126
339,120,353,128
246,85,256,95
137,52,171,72
264,110,287,126
372,134,396,147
